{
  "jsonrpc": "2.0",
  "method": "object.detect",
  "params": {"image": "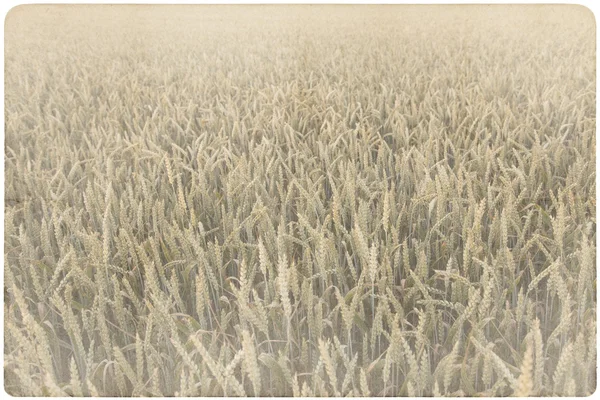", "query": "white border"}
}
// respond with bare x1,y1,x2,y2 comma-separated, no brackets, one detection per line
1,2,597,400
